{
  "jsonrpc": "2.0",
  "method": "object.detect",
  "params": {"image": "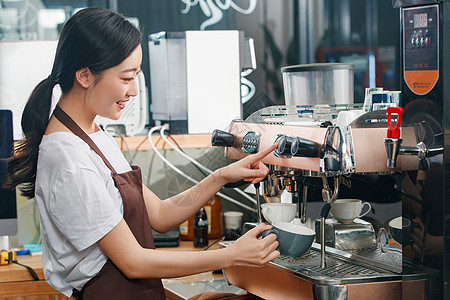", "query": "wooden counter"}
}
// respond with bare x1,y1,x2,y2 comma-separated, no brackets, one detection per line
114,133,212,151
0,255,66,299
0,240,222,300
